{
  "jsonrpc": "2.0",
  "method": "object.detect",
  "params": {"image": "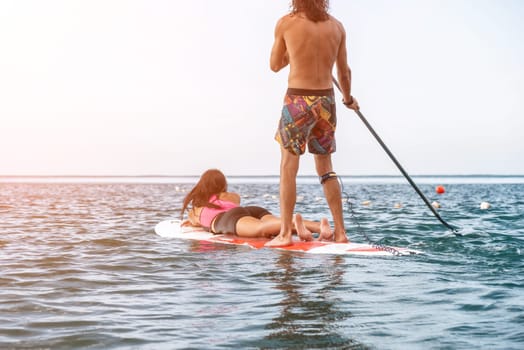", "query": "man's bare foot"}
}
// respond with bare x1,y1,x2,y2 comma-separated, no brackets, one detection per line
264,234,293,247
294,213,313,241
334,231,349,244
317,218,333,241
